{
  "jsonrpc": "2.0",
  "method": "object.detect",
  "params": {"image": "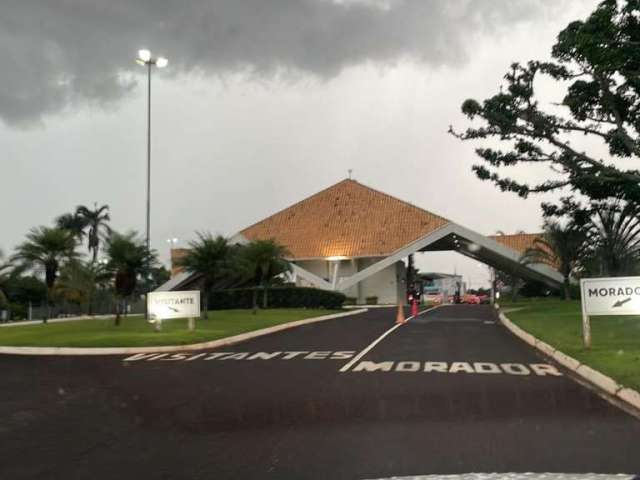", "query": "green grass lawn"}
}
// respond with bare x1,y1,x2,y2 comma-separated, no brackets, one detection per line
0,309,341,348
501,298,640,391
